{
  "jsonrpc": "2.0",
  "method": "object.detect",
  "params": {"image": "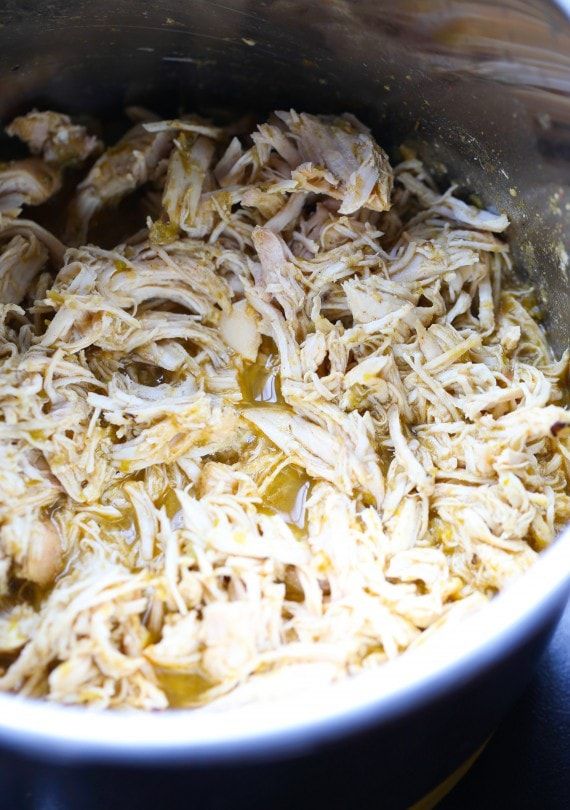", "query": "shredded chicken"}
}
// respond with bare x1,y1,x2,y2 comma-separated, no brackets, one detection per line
0,107,568,711
65,119,173,245
7,110,102,167
0,159,61,214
